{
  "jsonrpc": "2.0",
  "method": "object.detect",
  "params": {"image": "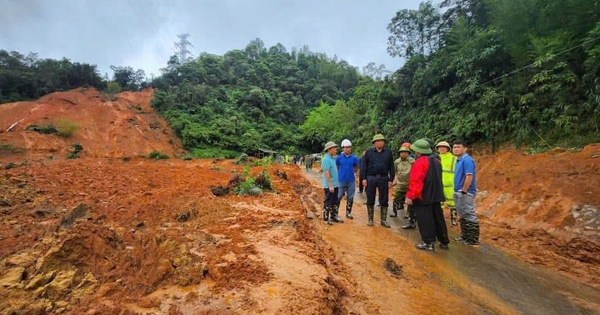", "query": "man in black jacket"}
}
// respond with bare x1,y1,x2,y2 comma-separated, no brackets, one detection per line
360,134,395,227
